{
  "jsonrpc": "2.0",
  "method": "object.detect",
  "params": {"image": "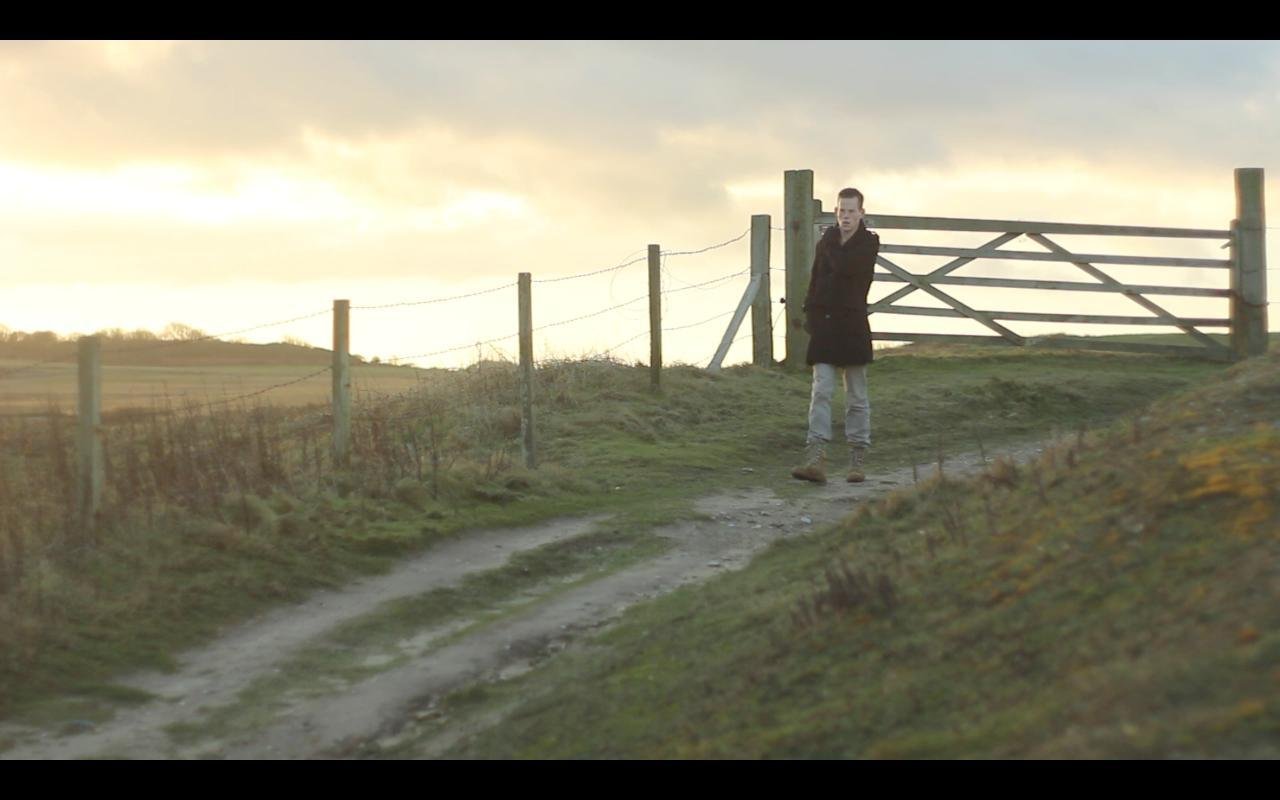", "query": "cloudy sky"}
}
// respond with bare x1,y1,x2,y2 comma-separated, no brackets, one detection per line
1,40,1276,368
